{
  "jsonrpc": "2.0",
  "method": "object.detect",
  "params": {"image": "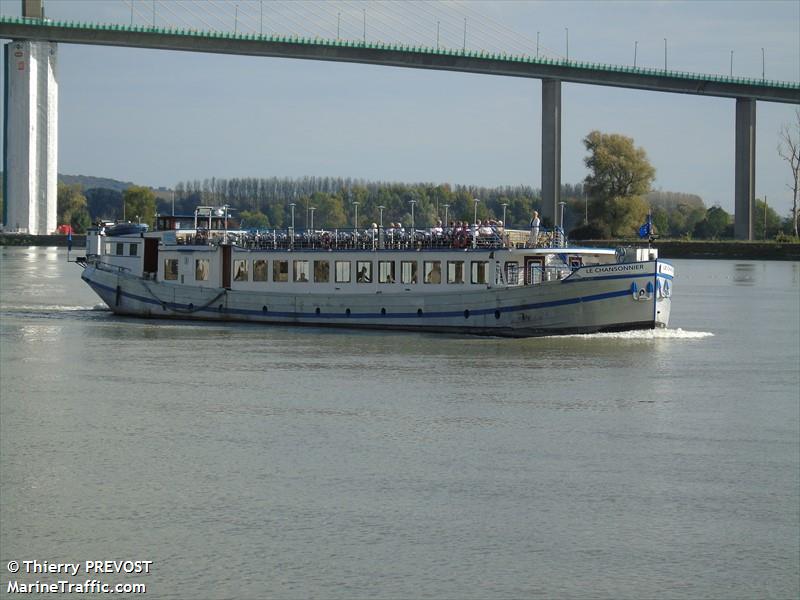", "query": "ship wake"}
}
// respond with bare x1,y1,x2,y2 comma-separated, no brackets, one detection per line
556,328,713,340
